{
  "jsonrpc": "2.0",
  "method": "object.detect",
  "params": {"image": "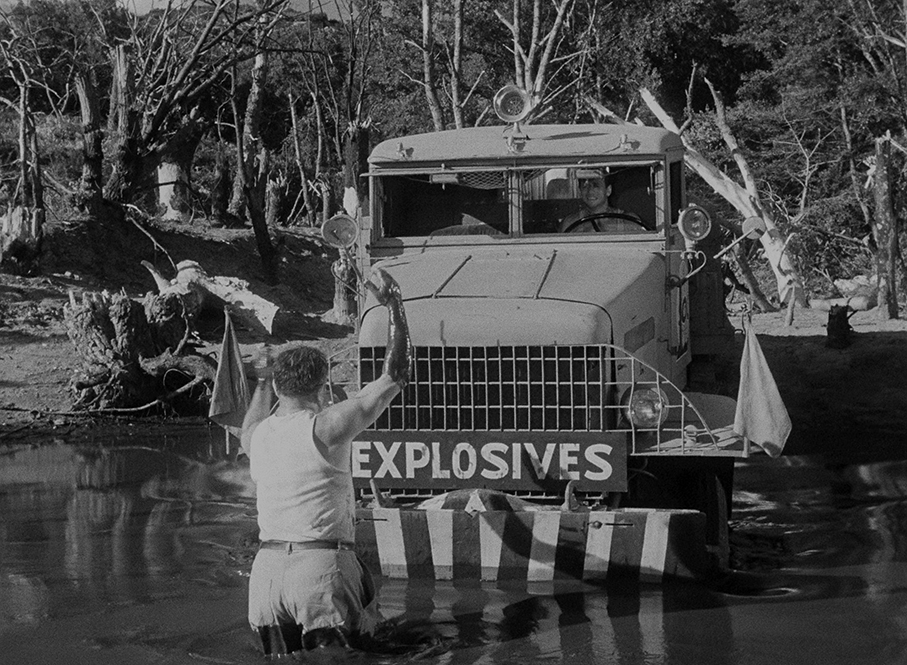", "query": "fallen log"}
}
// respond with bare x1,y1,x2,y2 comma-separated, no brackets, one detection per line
142,259,278,334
